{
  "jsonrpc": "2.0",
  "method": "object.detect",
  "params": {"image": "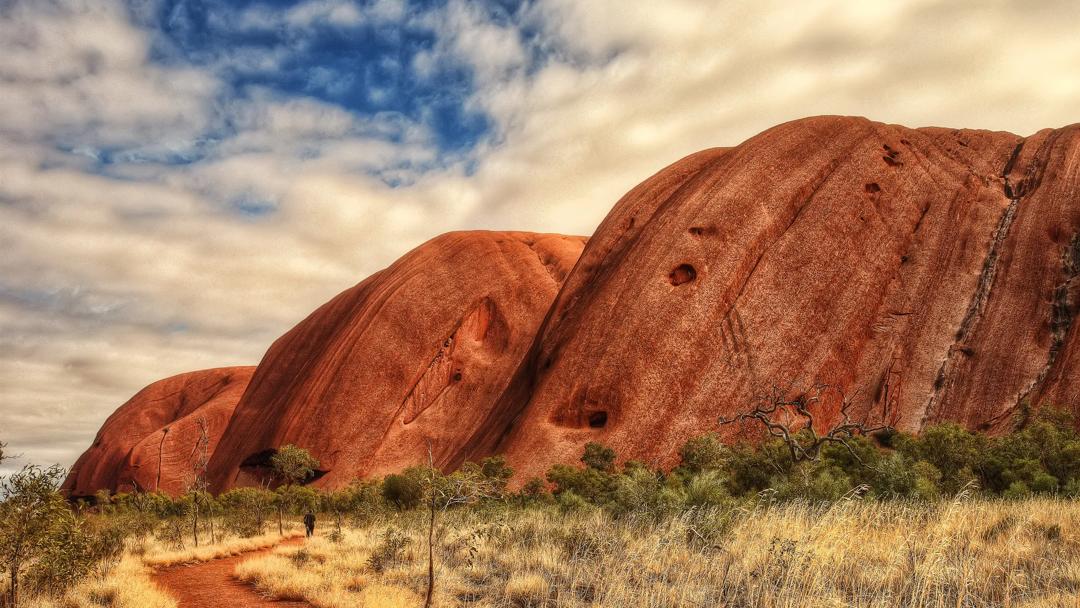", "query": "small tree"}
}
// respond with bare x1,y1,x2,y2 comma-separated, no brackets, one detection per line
269,444,319,535
421,444,509,608
0,464,68,608
270,445,320,487
186,417,211,547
